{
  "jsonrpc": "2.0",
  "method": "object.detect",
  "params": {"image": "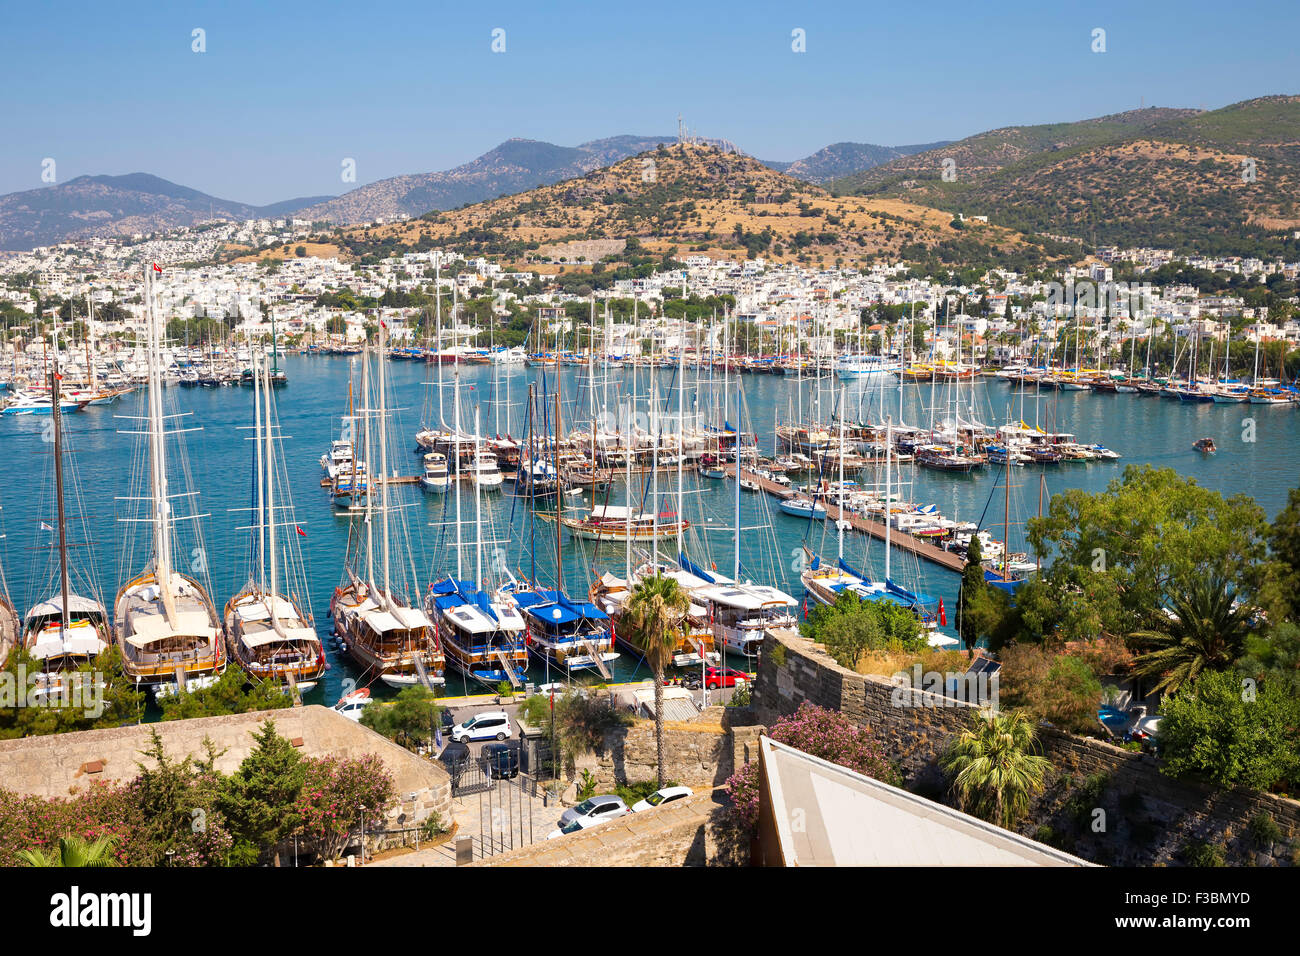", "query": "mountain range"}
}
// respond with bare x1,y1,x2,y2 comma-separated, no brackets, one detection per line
4,95,1297,259
0,135,945,251
0,173,332,252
